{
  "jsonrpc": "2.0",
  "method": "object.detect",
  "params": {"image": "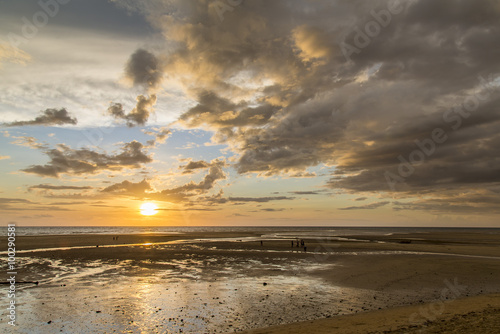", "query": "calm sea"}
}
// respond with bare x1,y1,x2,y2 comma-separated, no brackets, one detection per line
9,226,500,236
